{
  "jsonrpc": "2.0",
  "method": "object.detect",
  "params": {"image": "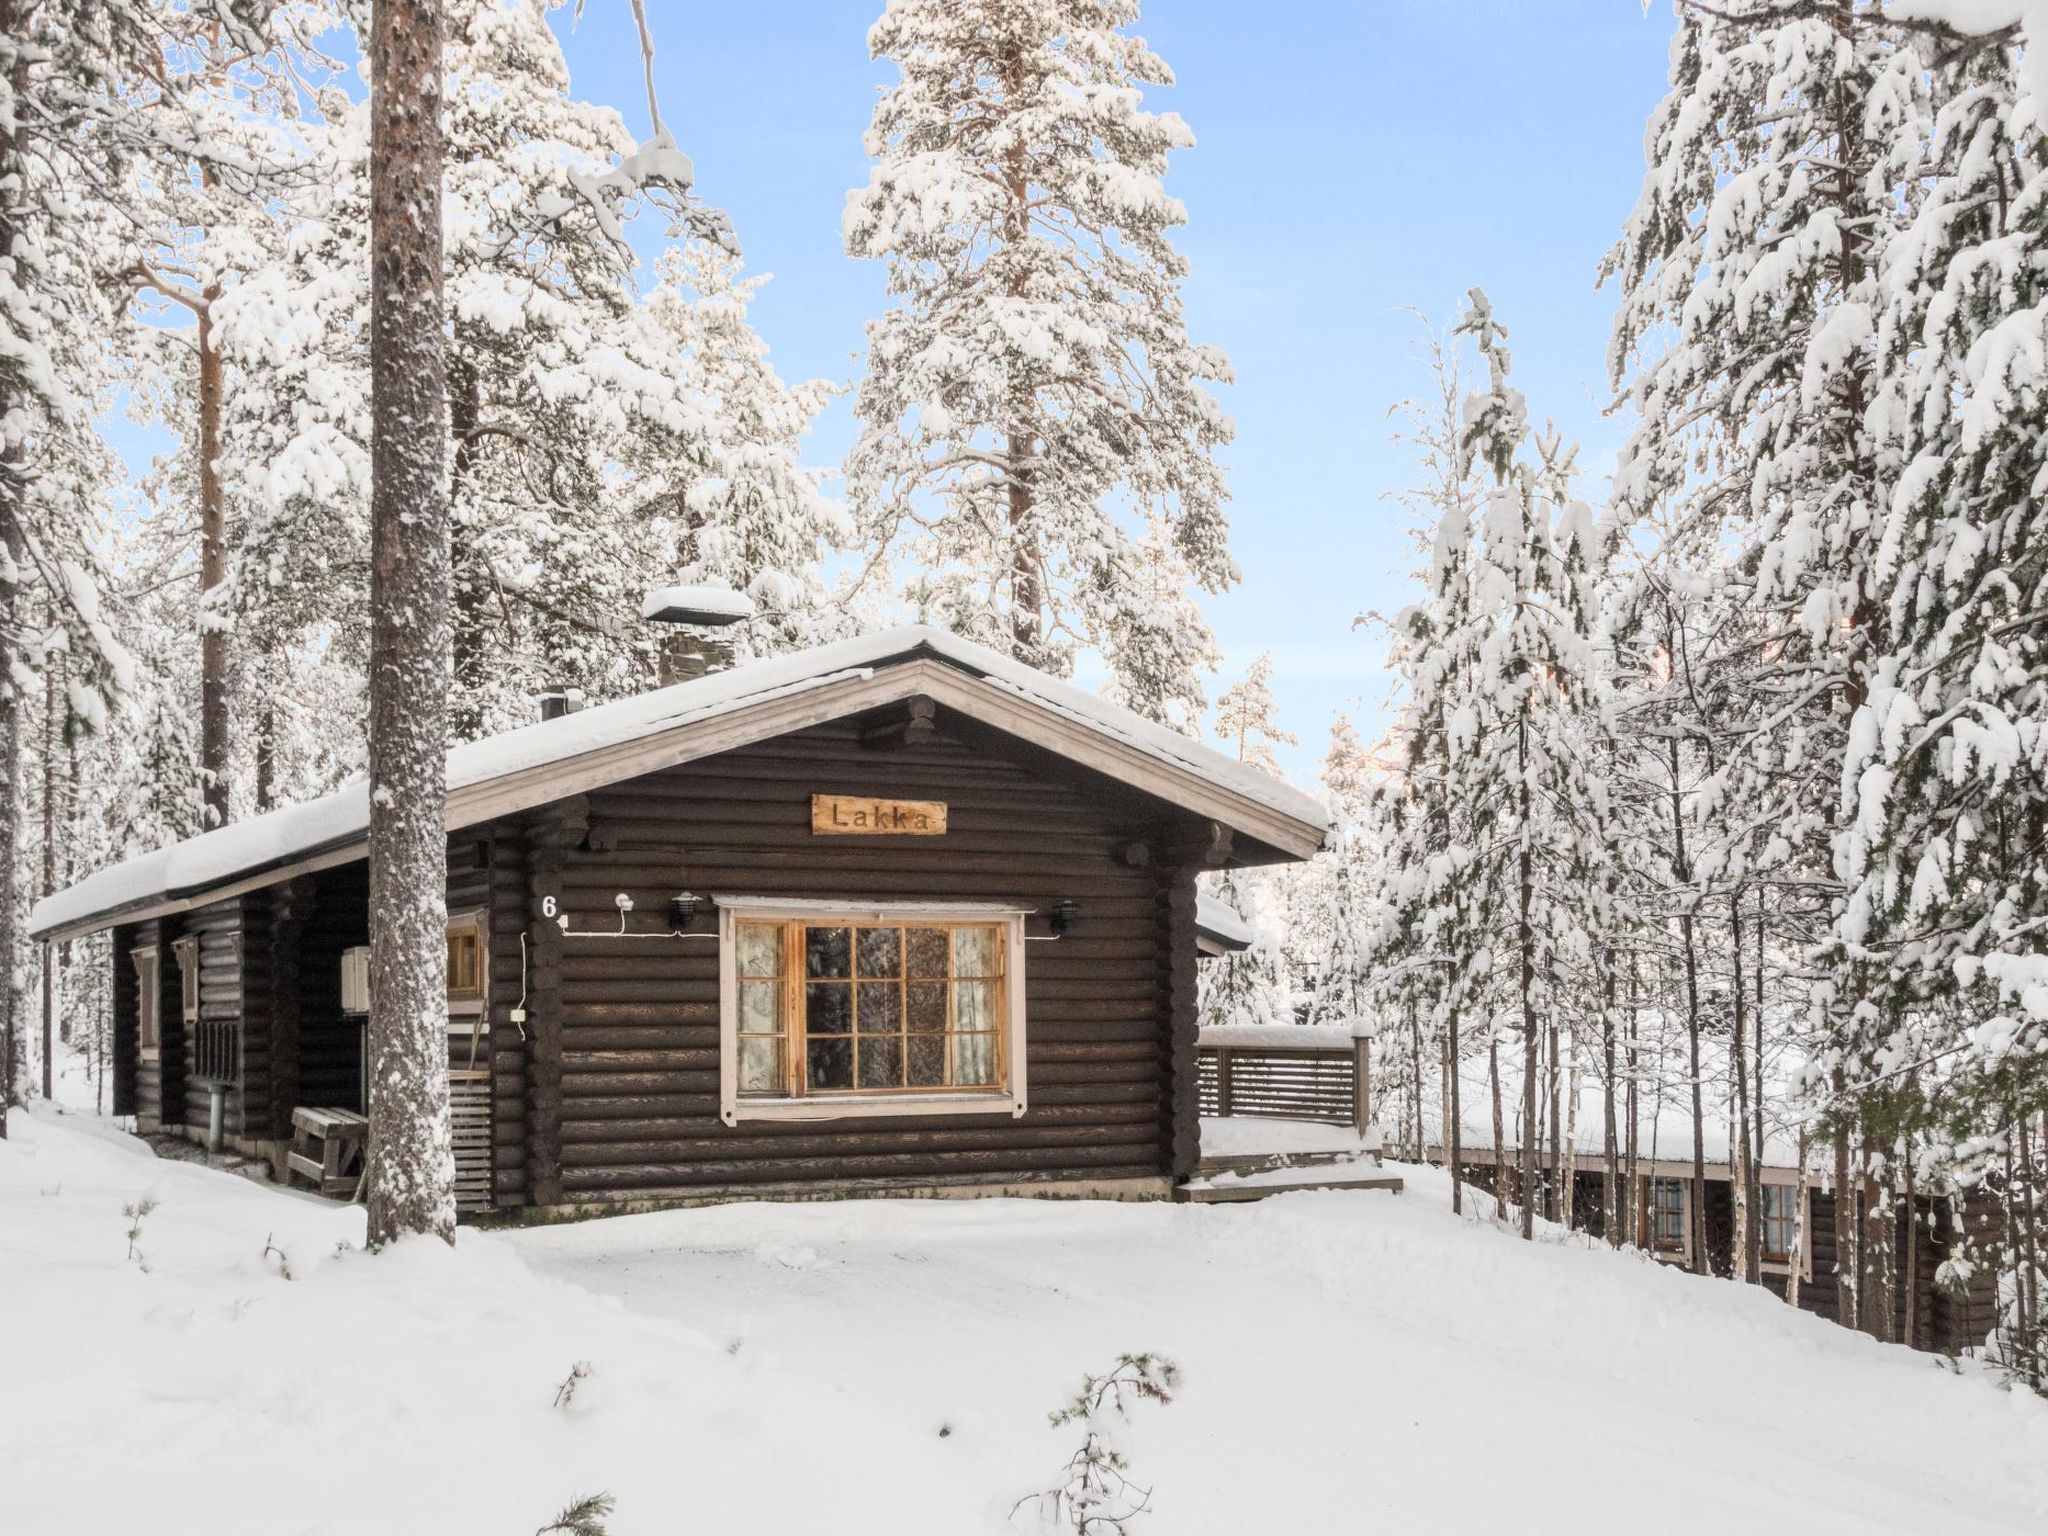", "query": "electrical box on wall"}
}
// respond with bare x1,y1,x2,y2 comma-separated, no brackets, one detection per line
340,946,371,1016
